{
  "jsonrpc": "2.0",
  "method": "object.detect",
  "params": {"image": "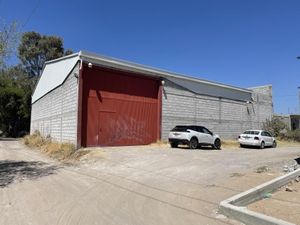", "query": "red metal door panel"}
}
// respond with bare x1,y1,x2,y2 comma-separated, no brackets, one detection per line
98,111,117,146
82,64,161,147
